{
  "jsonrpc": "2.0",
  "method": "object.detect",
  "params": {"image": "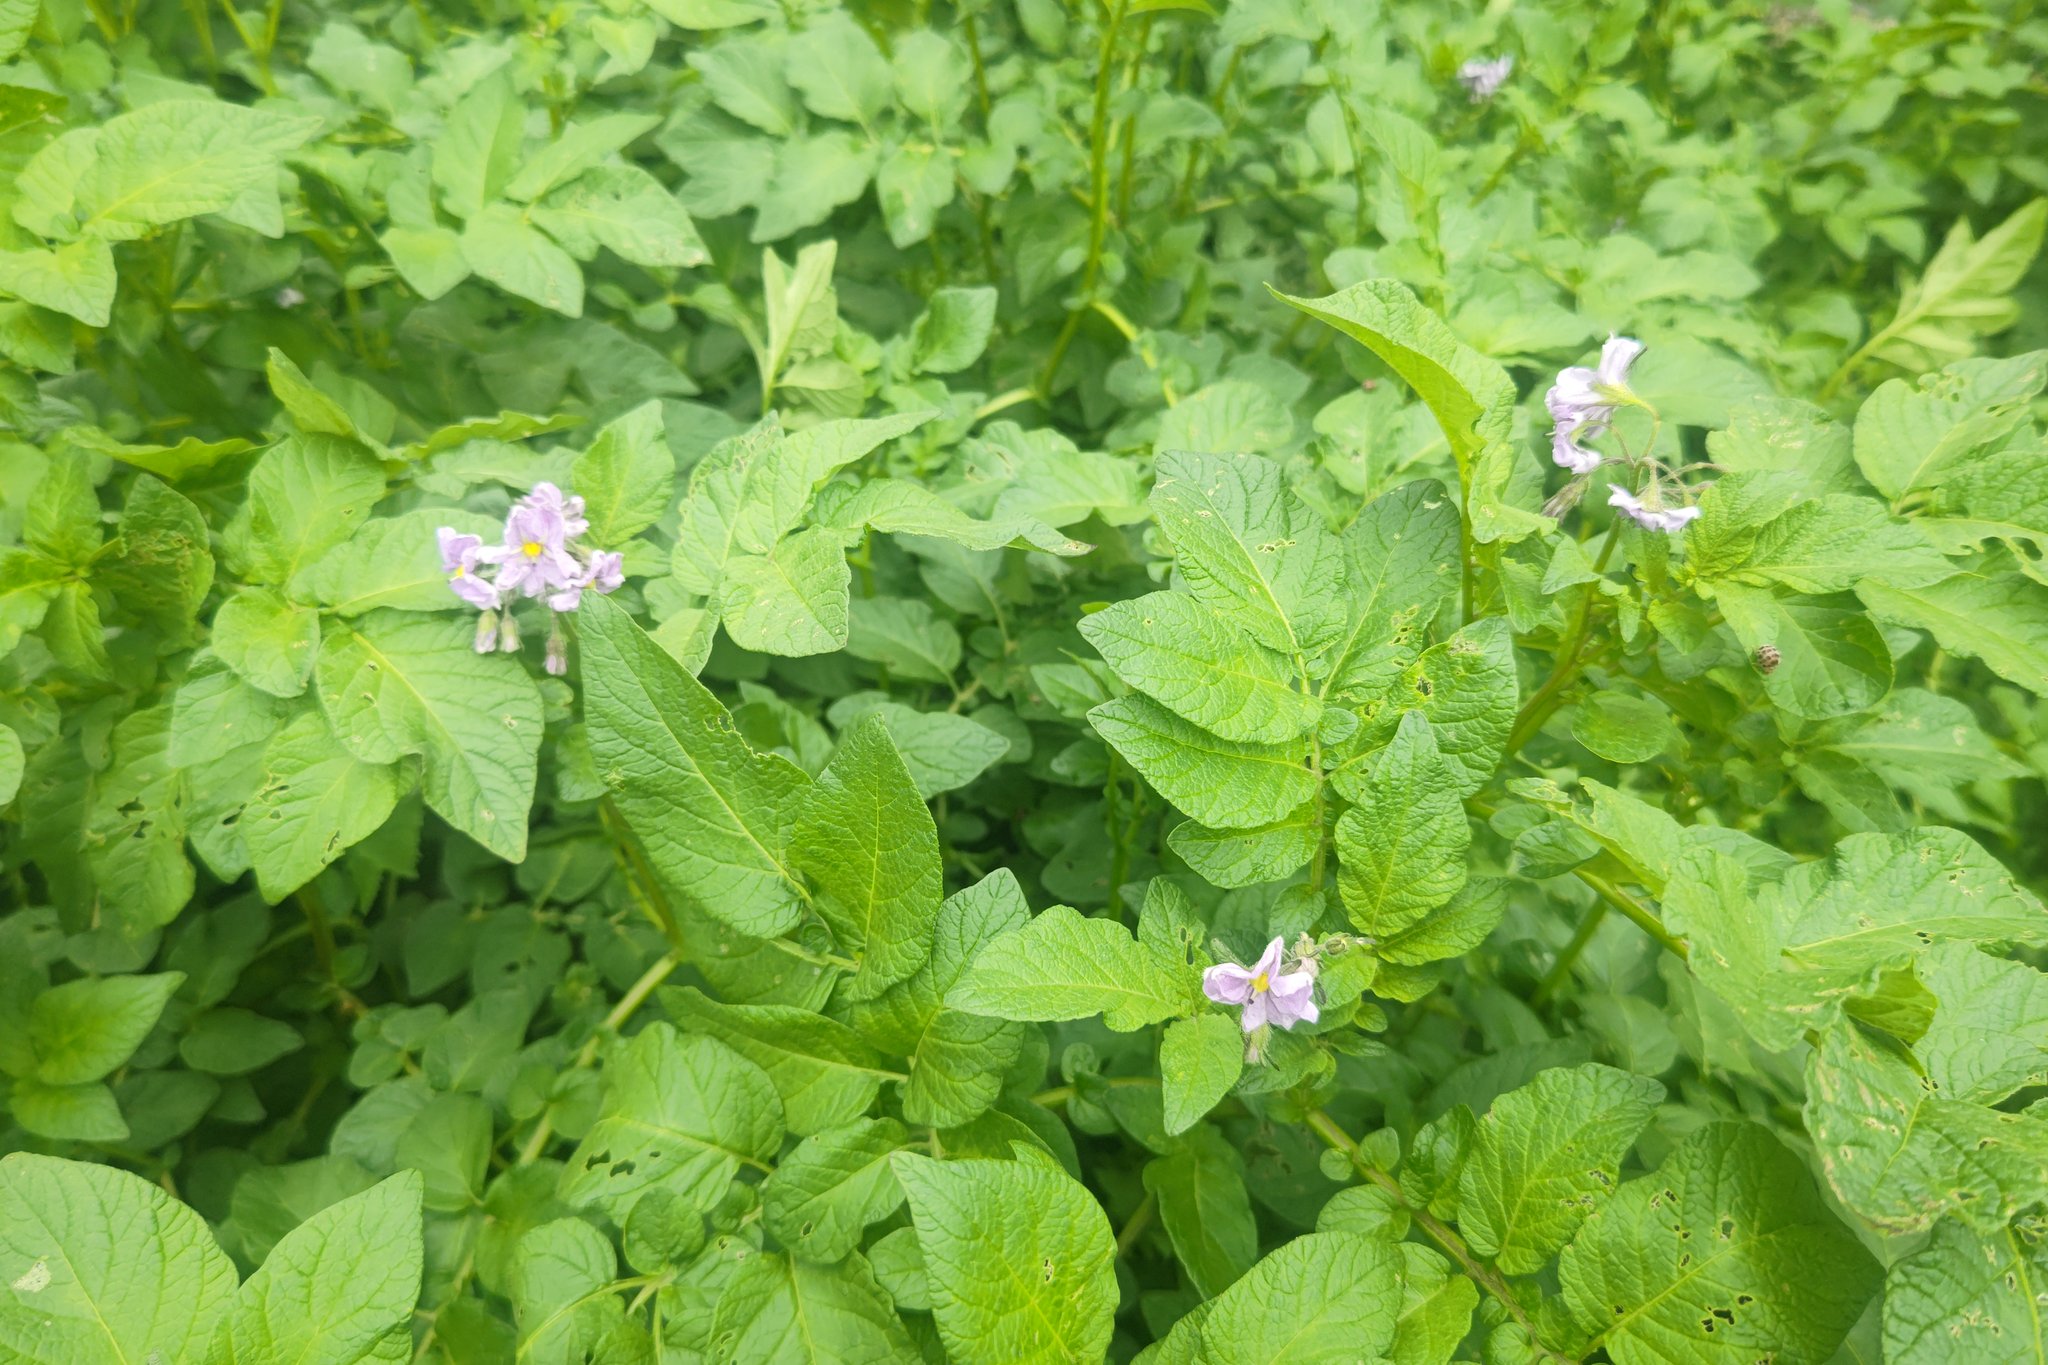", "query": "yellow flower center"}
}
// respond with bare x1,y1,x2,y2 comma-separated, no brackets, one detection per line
1251,972,1269,993
453,566,465,578
523,541,542,557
